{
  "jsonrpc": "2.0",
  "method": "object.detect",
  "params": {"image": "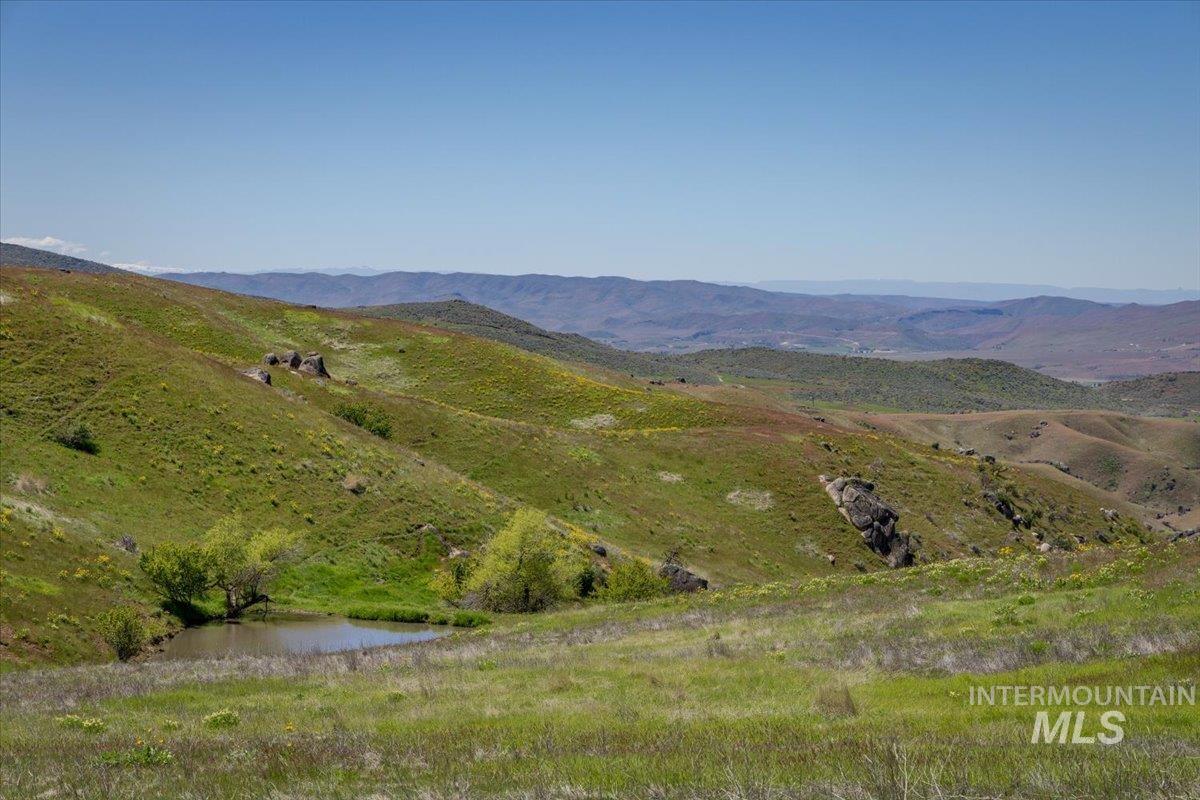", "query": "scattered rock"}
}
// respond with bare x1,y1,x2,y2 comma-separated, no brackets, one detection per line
240,367,272,385
1038,542,1053,553
298,353,330,378
448,547,470,560
1029,429,1041,438
279,350,302,368
957,447,976,456
982,490,1016,523
116,534,137,553
657,471,684,483
1101,508,1119,521
826,553,836,565
590,543,608,557
263,352,280,365
658,553,708,592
